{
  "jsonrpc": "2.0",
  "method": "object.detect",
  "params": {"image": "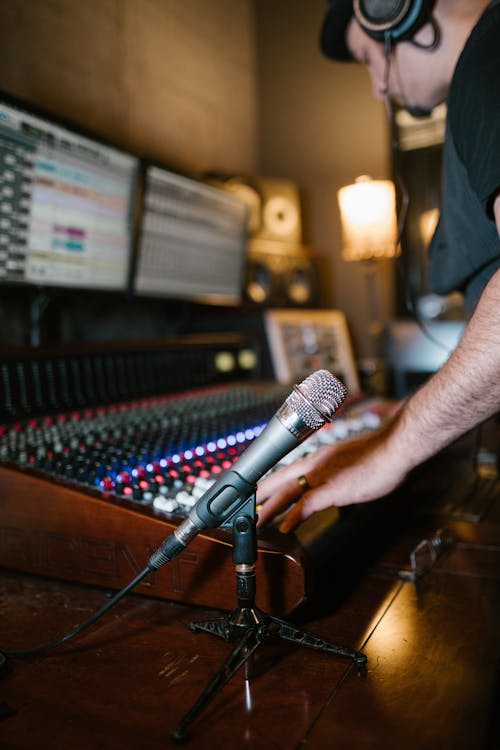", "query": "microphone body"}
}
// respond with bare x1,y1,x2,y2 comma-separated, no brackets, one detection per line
148,370,346,570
